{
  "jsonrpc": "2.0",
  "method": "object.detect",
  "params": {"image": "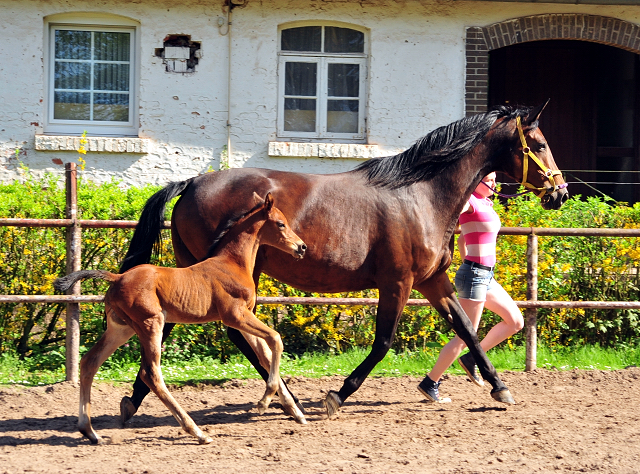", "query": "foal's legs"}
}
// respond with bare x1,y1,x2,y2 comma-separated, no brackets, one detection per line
136,315,213,445
240,331,306,424
223,307,306,424
78,317,135,444
120,321,176,424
